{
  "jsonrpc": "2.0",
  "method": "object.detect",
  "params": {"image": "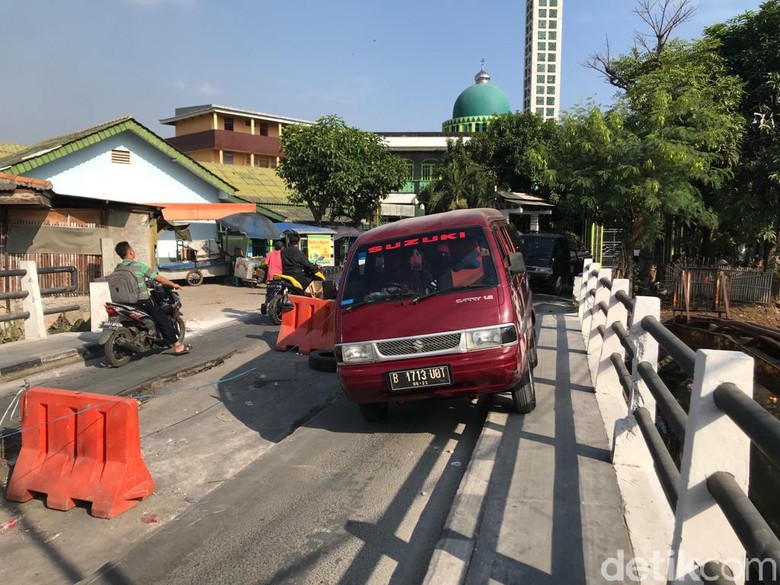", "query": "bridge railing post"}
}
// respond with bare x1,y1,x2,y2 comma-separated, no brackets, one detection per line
576,257,592,324
587,268,611,380
630,296,660,418
19,260,47,340
582,261,599,342
595,277,630,397
668,349,753,584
